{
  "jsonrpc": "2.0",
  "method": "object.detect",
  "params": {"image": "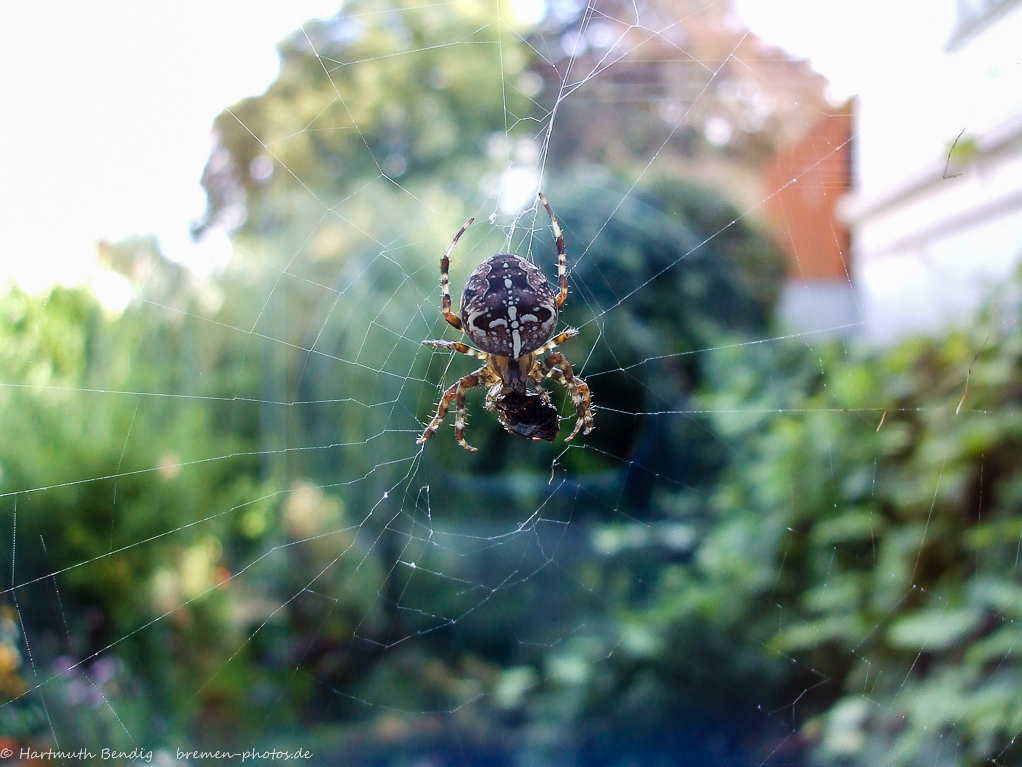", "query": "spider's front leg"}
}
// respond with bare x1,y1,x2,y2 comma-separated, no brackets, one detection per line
417,365,488,451
538,351,594,441
439,218,474,331
538,193,568,308
532,328,578,357
422,339,488,360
